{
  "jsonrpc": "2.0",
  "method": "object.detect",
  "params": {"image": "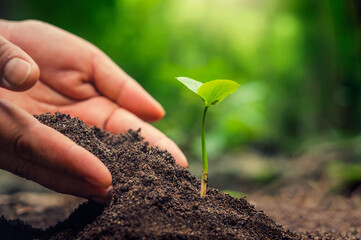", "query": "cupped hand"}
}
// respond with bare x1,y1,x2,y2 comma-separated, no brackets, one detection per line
0,19,187,201
0,19,187,166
